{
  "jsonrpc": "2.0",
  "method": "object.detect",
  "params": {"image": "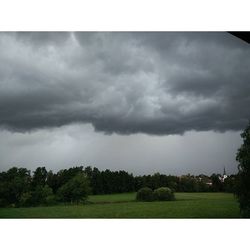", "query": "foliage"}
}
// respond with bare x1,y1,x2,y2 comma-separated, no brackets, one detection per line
87,168,135,194
210,174,223,192
153,187,175,201
0,167,31,207
32,167,48,188
134,174,179,191
46,170,58,193
19,185,55,207
235,122,250,217
54,166,84,193
179,175,199,192
0,165,237,208
32,185,54,206
224,175,237,193
57,173,90,203
19,192,33,207
136,187,154,201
